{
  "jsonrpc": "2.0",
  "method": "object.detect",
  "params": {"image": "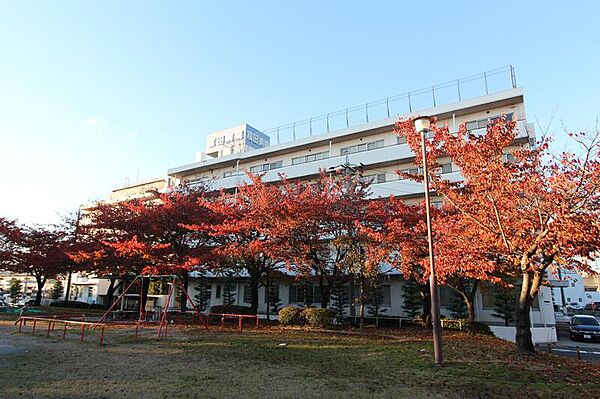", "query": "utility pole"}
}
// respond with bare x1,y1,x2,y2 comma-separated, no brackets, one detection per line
413,116,444,367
